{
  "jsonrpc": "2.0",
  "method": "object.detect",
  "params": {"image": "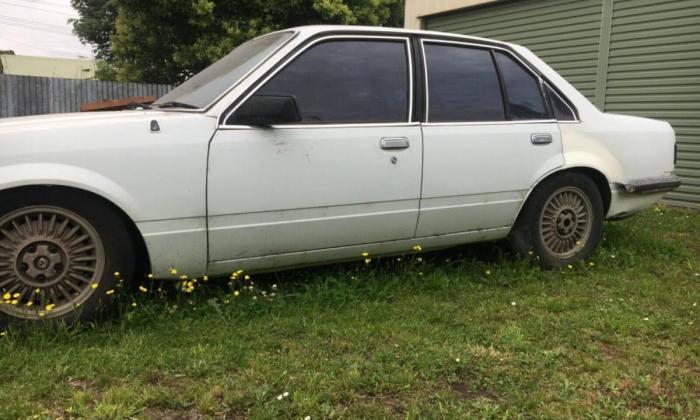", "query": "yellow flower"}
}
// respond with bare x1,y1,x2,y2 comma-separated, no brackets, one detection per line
147,273,155,279
2,293,9,301
236,269,244,275
413,245,423,252
234,290,240,297
364,258,372,264
361,252,369,257
203,275,209,281
138,286,148,293
91,283,98,289
589,262,595,266
26,301,33,307
38,312,45,317
169,268,178,275
10,300,18,305
244,275,250,281
45,303,55,312
485,270,491,275
131,302,137,307
12,293,20,299
113,271,120,277
106,290,115,295
180,274,188,280
0,331,6,337
567,264,573,270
